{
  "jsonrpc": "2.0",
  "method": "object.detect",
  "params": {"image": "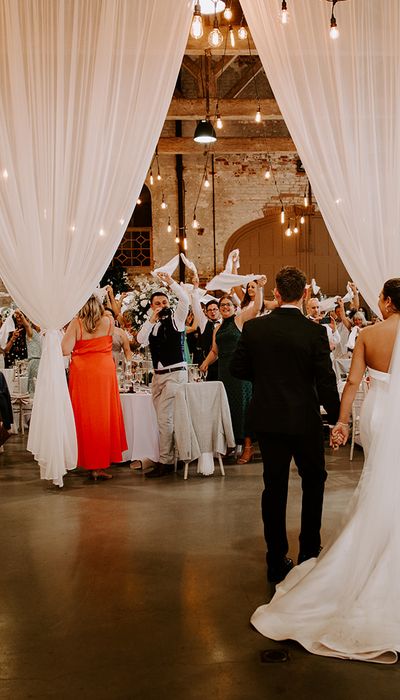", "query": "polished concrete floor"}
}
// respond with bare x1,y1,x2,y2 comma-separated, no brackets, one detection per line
0,437,398,700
